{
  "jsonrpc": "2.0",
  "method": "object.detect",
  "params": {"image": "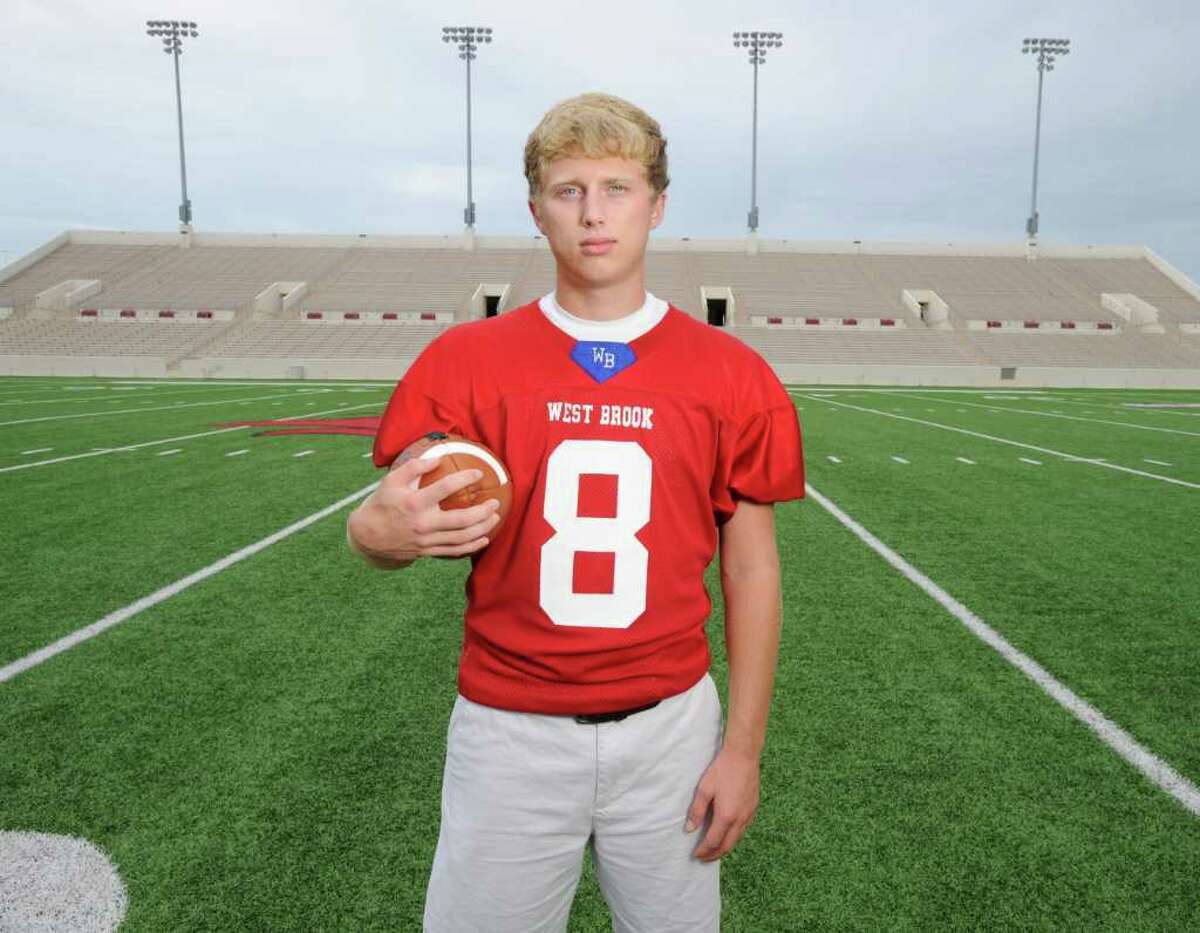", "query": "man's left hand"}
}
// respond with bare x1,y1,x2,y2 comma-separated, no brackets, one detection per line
685,746,761,862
